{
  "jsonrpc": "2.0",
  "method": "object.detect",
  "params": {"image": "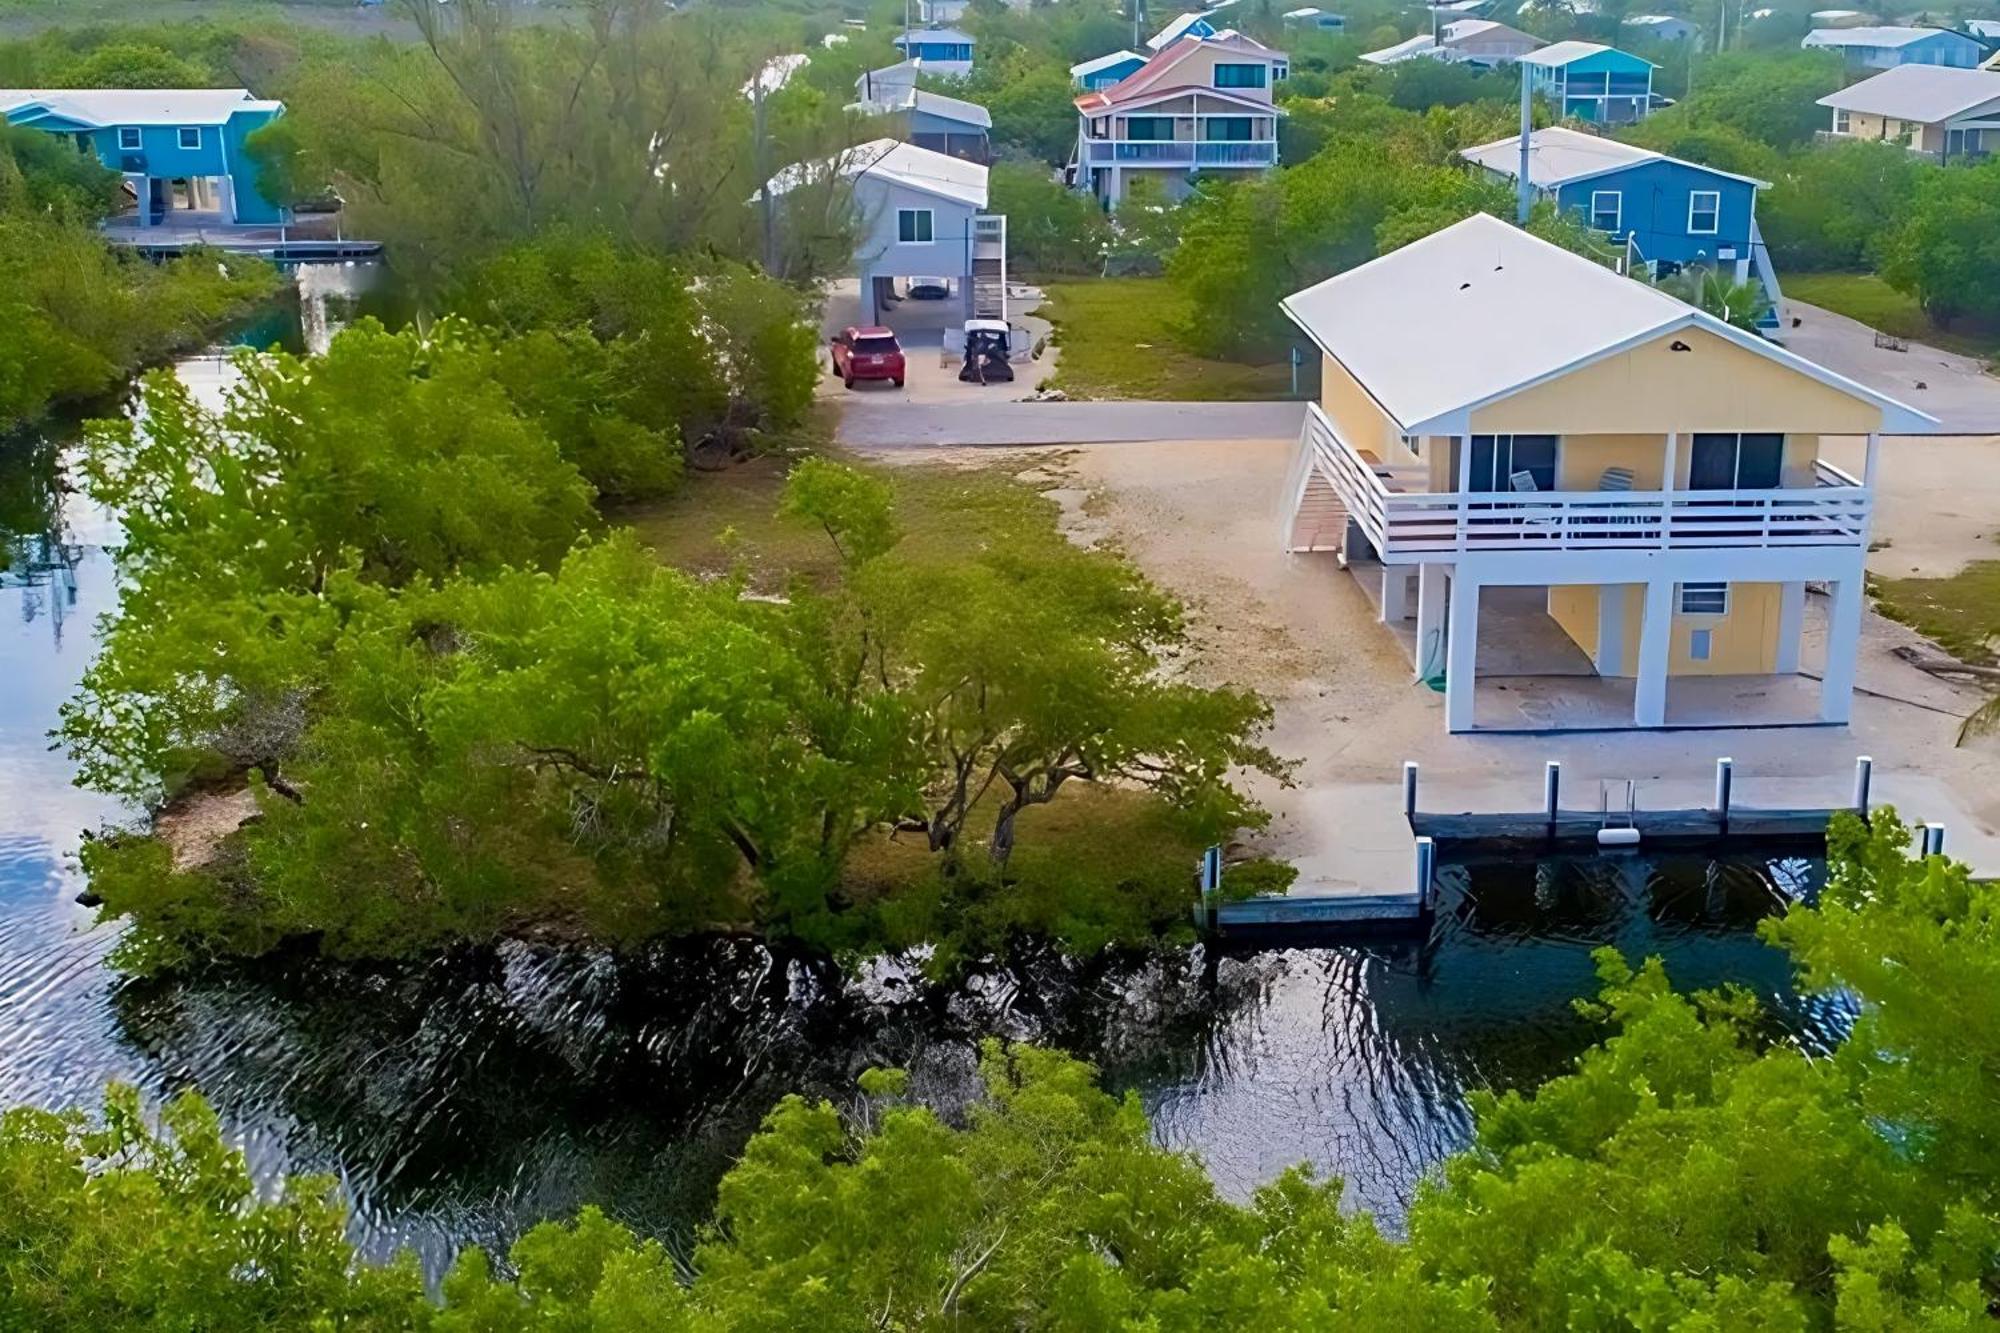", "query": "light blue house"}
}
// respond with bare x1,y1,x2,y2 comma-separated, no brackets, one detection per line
1520,41,1657,124
1070,49,1149,90
892,27,976,77
851,76,993,162
0,87,286,225
1802,25,1987,72
1462,126,1785,336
